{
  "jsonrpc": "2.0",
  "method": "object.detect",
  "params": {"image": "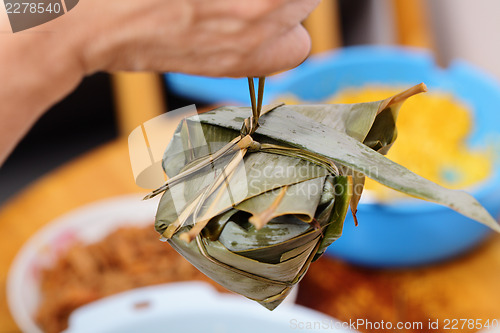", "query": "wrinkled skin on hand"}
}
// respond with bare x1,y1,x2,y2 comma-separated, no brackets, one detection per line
76,0,320,76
